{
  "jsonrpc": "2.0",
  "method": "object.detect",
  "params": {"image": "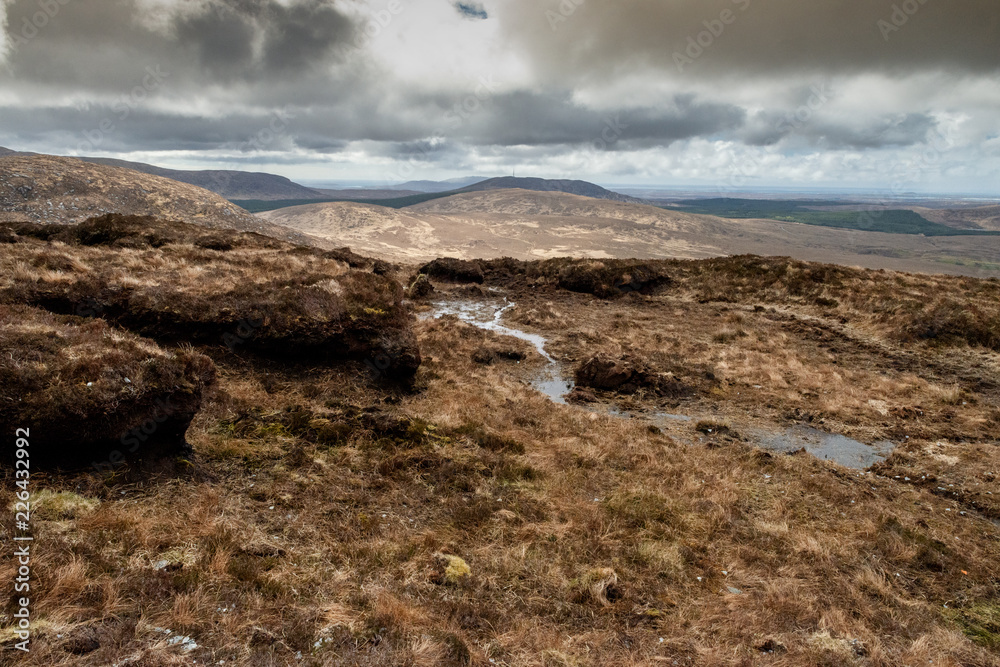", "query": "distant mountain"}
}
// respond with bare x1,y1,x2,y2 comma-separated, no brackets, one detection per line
458,177,647,204
78,157,325,201
390,176,489,193
0,147,21,157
